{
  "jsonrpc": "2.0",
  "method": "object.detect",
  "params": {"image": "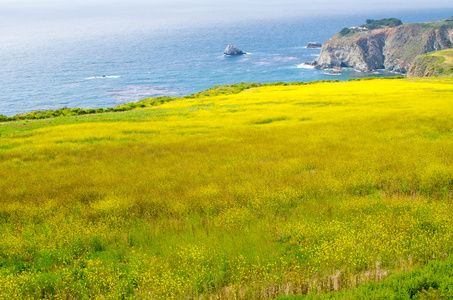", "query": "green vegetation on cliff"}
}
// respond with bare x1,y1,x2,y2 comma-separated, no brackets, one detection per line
338,18,402,38
338,27,352,37
362,18,402,29
420,16,453,28
408,49,453,77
